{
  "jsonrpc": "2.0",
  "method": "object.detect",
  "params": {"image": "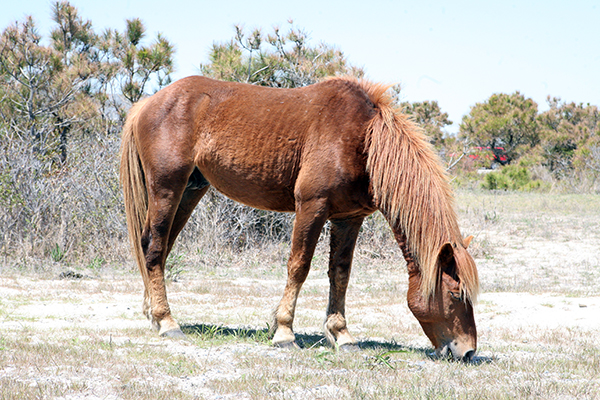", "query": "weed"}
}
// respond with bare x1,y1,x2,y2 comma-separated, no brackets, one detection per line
484,210,499,223
160,356,202,377
366,349,411,370
314,349,336,365
50,243,65,262
87,256,105,270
